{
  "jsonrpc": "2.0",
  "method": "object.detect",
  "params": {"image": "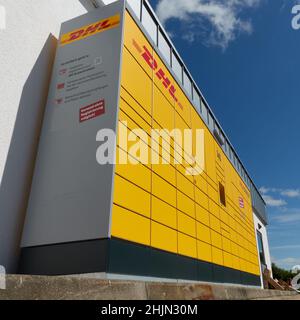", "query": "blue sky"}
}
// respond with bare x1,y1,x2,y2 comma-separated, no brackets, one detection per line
149,0,300,270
